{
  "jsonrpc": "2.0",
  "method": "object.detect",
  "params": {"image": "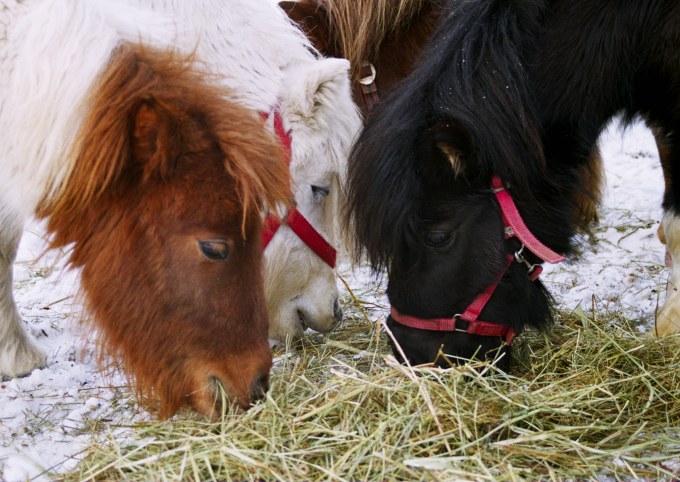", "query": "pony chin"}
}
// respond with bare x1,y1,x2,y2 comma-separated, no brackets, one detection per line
385,317,512,372
264,228,342,341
